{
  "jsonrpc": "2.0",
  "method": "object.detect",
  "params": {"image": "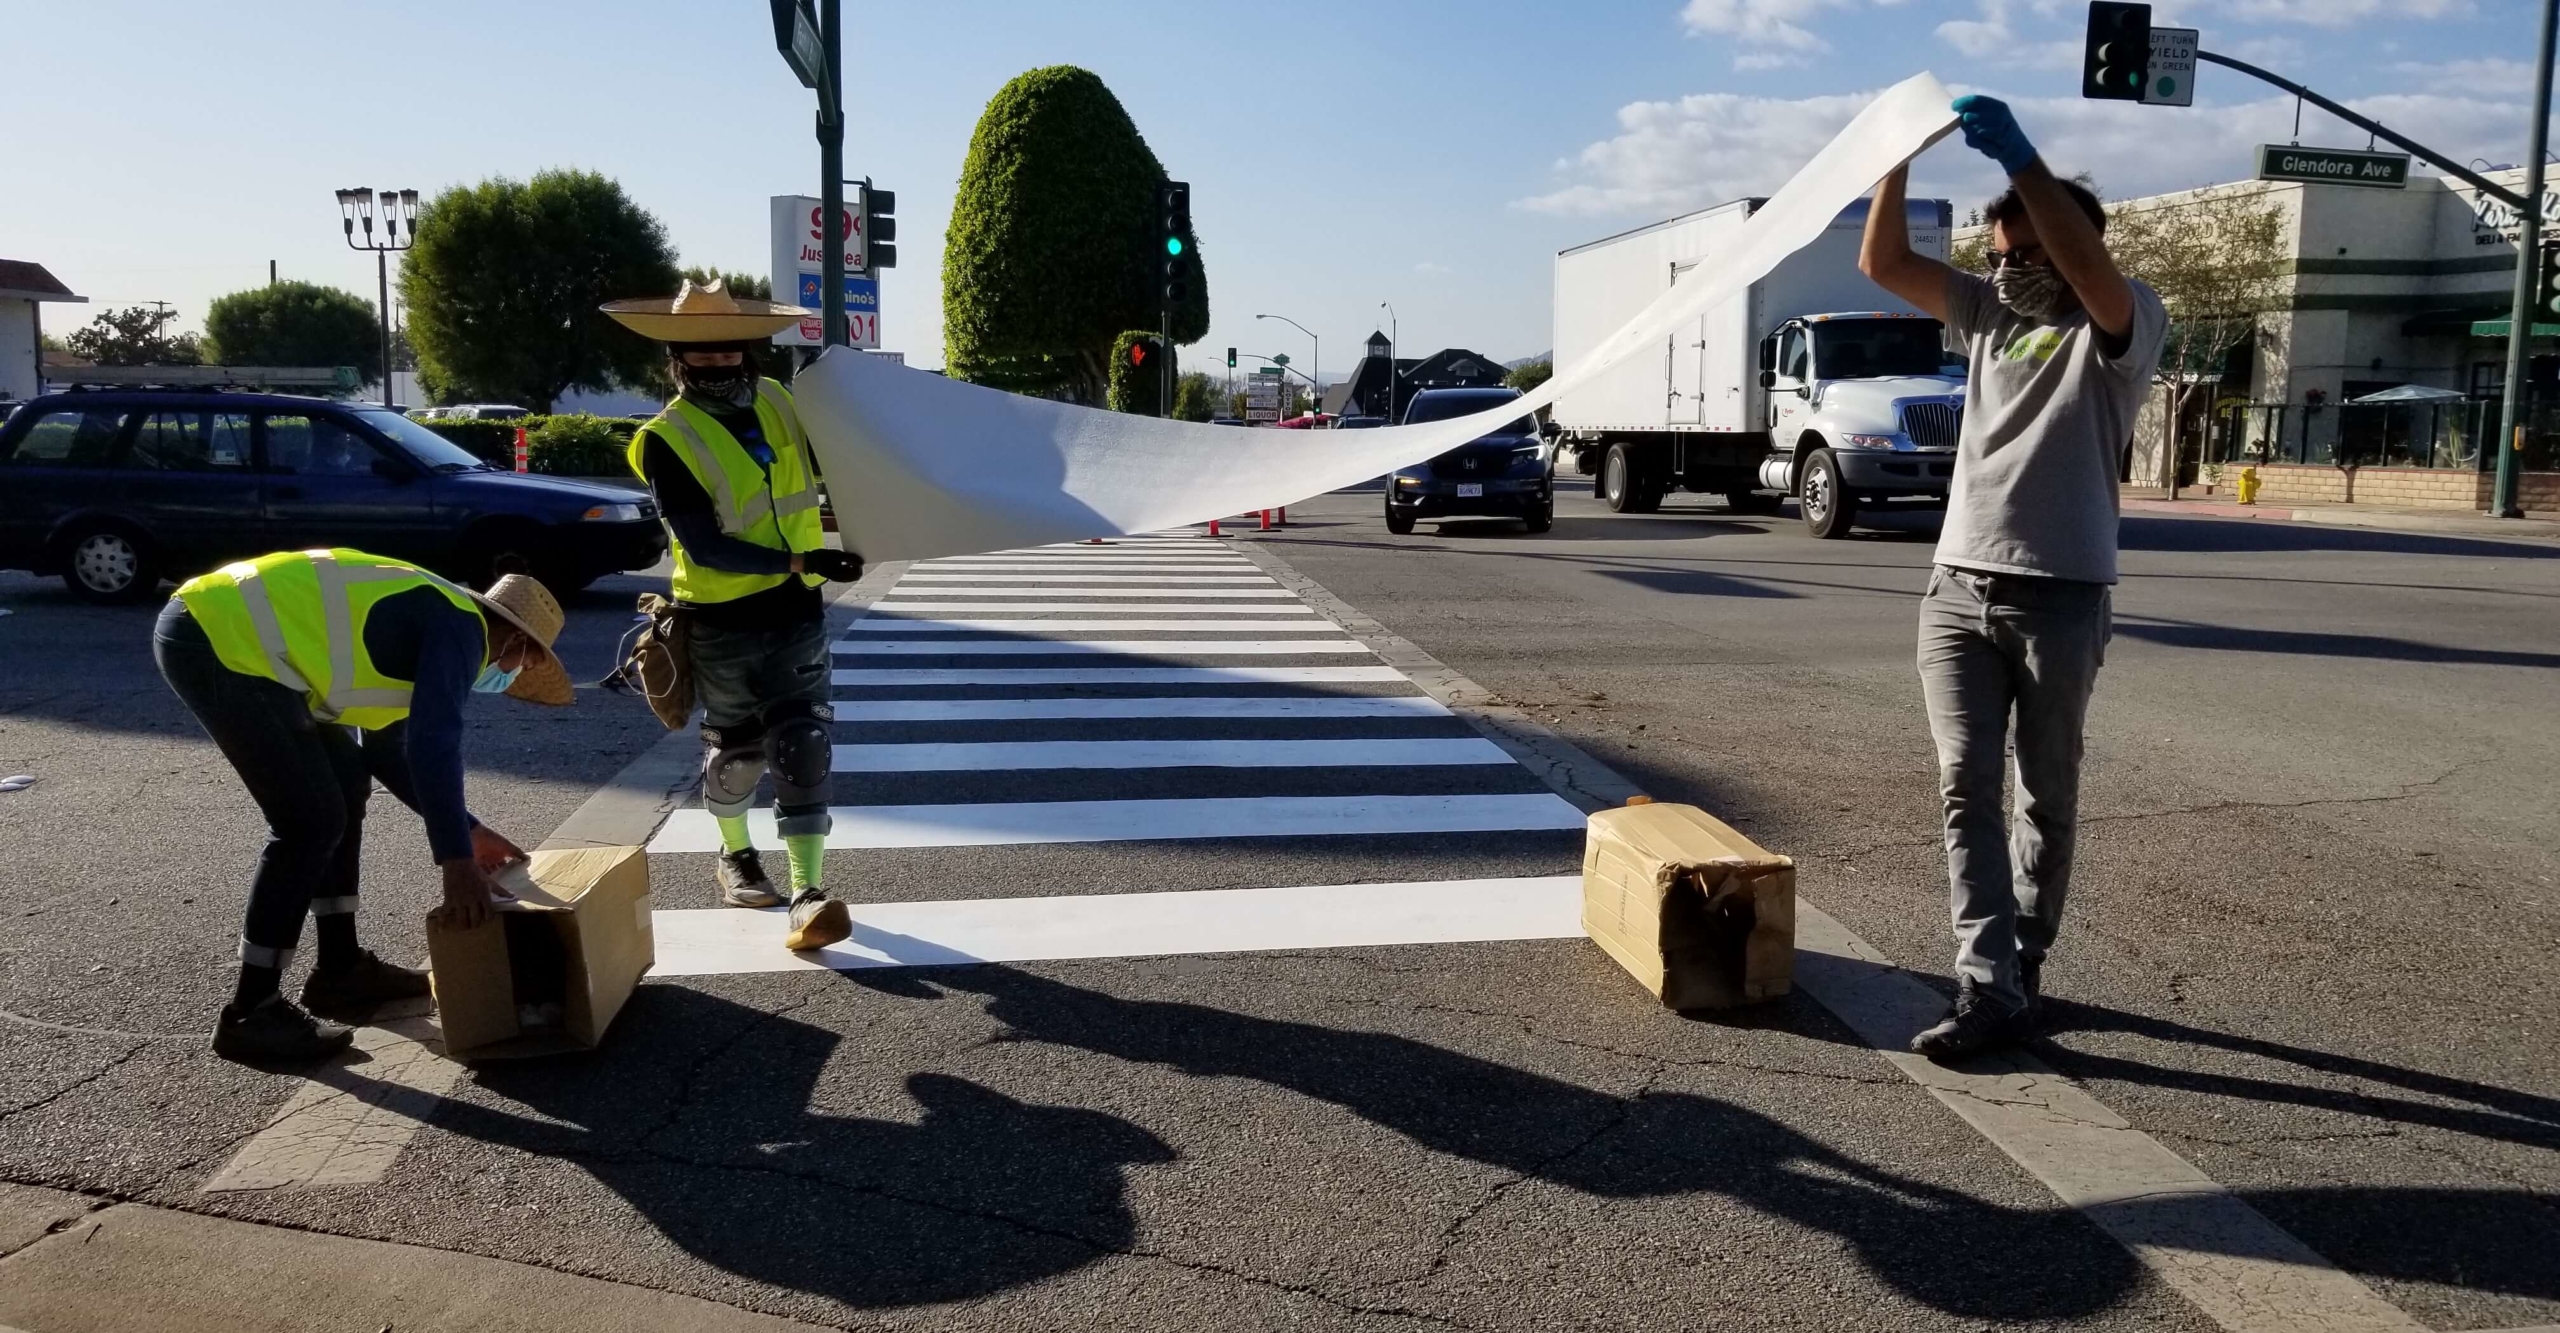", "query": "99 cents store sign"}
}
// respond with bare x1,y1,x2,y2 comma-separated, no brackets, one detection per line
768,192,880,348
